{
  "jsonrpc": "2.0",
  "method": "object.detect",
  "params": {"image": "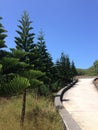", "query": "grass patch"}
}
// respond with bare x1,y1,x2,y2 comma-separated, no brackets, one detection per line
0,93,63,130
